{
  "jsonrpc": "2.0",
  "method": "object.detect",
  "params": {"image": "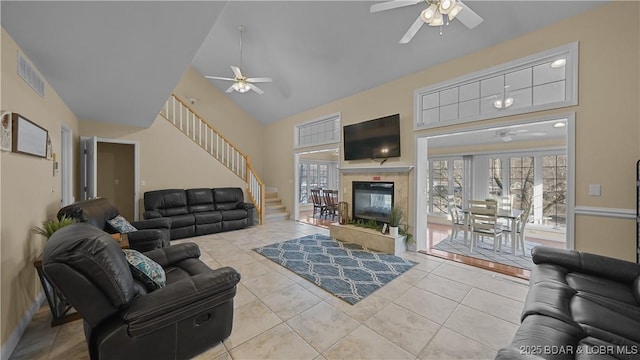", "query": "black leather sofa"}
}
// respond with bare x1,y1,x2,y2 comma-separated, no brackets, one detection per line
58,198,171,252
42,223,241,360
496,246,640,360
143,188,255,240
